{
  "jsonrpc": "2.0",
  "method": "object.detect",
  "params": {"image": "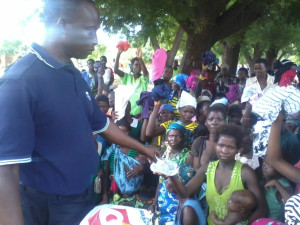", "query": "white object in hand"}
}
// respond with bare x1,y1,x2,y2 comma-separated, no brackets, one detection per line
150,157,179,176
